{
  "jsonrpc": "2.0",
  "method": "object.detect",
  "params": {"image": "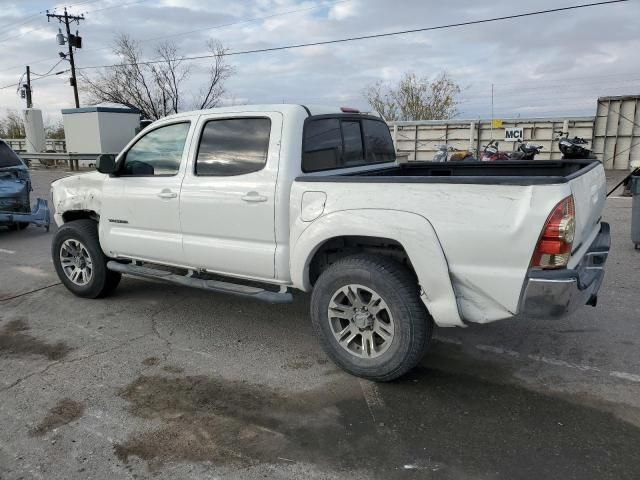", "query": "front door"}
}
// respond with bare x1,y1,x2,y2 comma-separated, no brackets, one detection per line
179,112,282,280
99,120,193,266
